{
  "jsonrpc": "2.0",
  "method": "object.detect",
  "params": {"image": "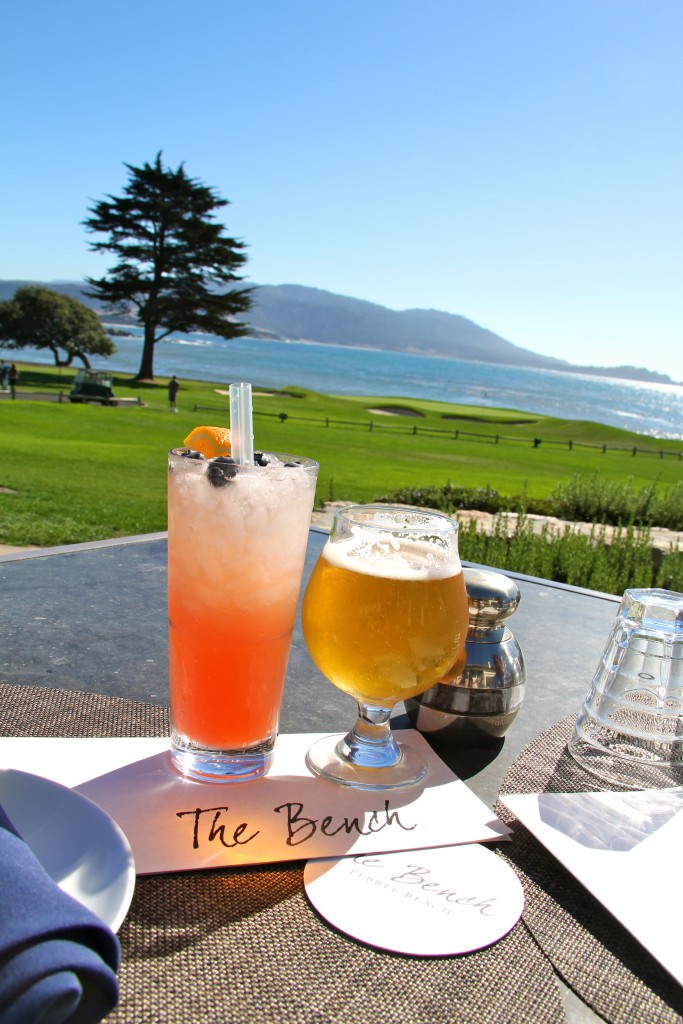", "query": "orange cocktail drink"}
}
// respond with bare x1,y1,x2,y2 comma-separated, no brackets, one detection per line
168,443,318,781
